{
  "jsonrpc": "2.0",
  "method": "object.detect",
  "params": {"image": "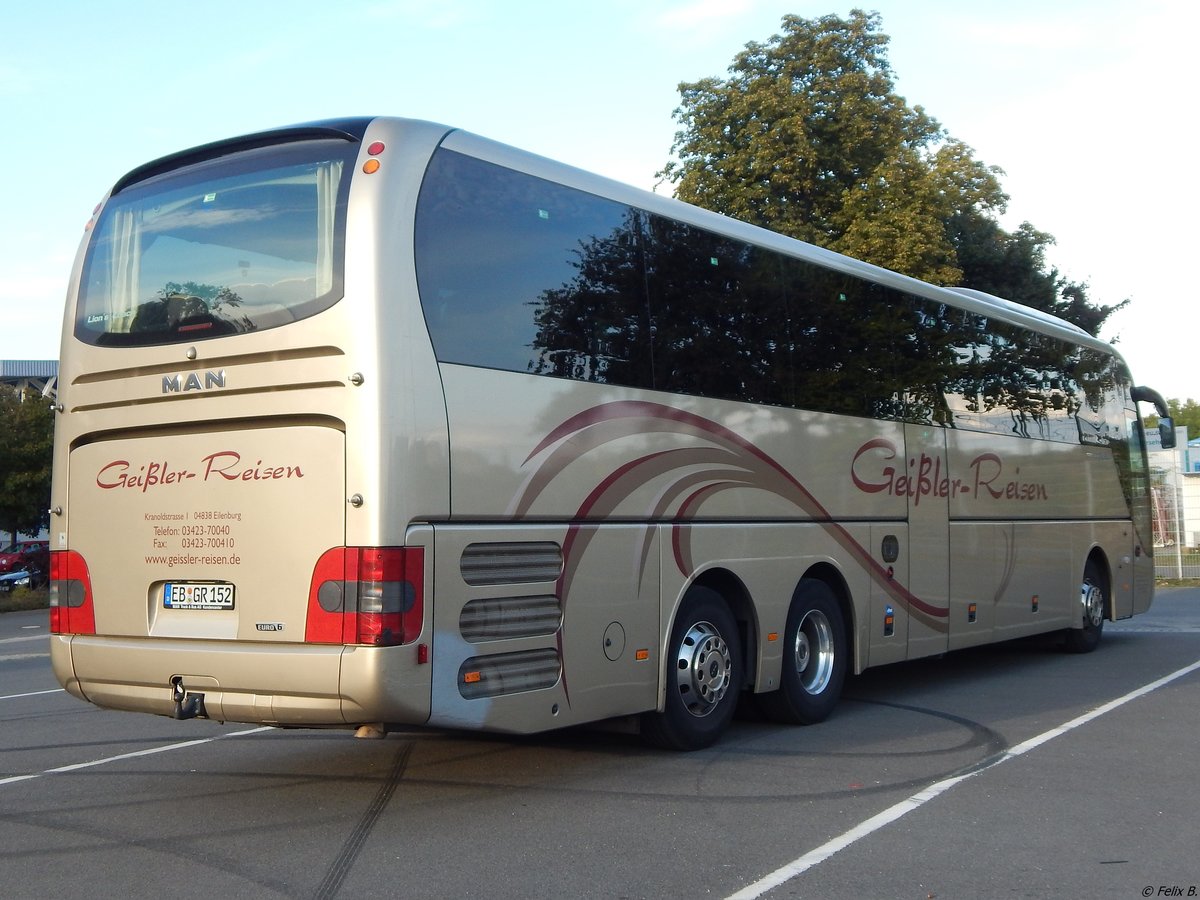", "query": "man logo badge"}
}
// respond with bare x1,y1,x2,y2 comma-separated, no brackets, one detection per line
256,623,284,632
163,370,227,393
